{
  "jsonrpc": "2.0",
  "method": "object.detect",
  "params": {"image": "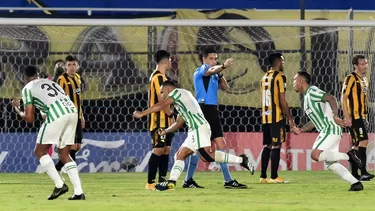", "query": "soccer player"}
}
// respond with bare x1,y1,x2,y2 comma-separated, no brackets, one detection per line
11,66,85,199
133,81,254,191
54,56,85,178
292,71,363,191
145,50,175,190
52,60,65,82
259,53,295,183
341,55,374,181
183,48,247,189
